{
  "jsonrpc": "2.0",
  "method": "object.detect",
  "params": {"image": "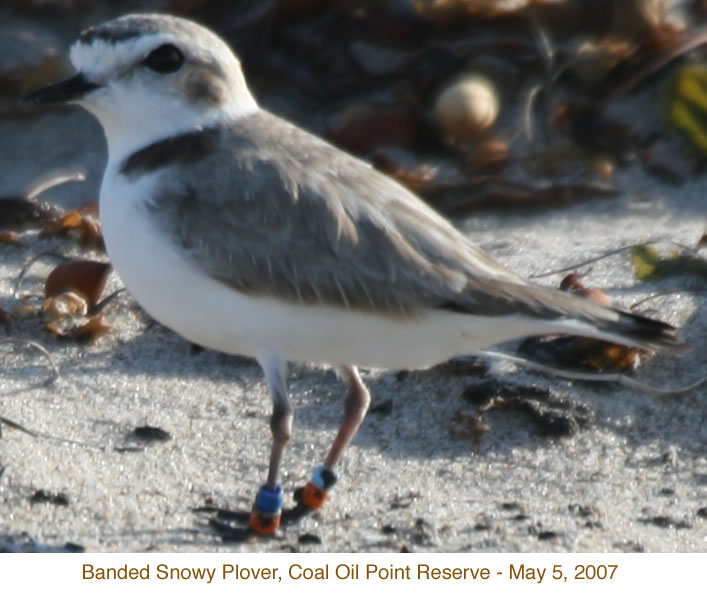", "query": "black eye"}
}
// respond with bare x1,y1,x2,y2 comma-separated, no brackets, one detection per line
143,44,184,74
